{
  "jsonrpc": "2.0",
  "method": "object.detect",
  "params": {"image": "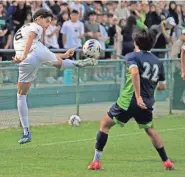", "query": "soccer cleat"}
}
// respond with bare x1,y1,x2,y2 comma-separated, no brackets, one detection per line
163,159,174,170
18,133,32,144
74,58,98,68
88,161,103,170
